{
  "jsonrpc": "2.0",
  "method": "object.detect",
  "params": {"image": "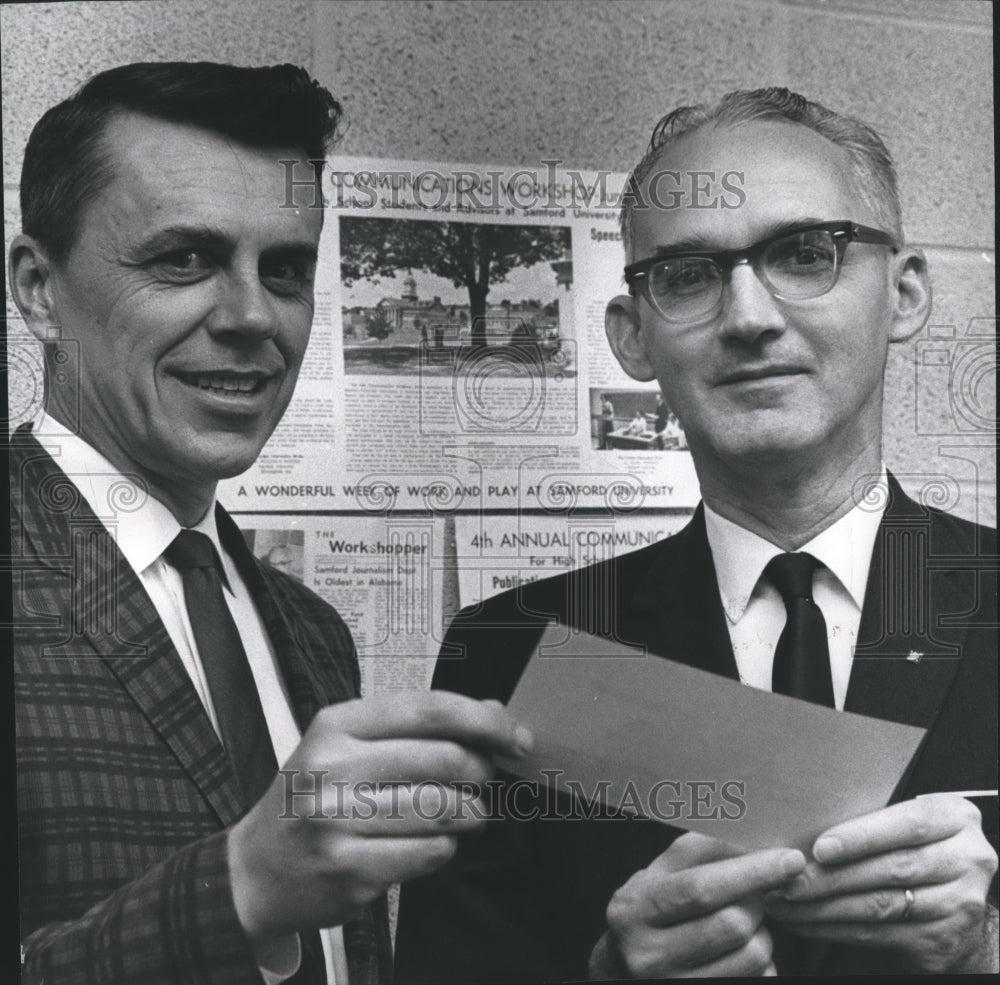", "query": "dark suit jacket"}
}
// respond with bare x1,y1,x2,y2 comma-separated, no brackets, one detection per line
11,428,392,985
395,477,997,981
